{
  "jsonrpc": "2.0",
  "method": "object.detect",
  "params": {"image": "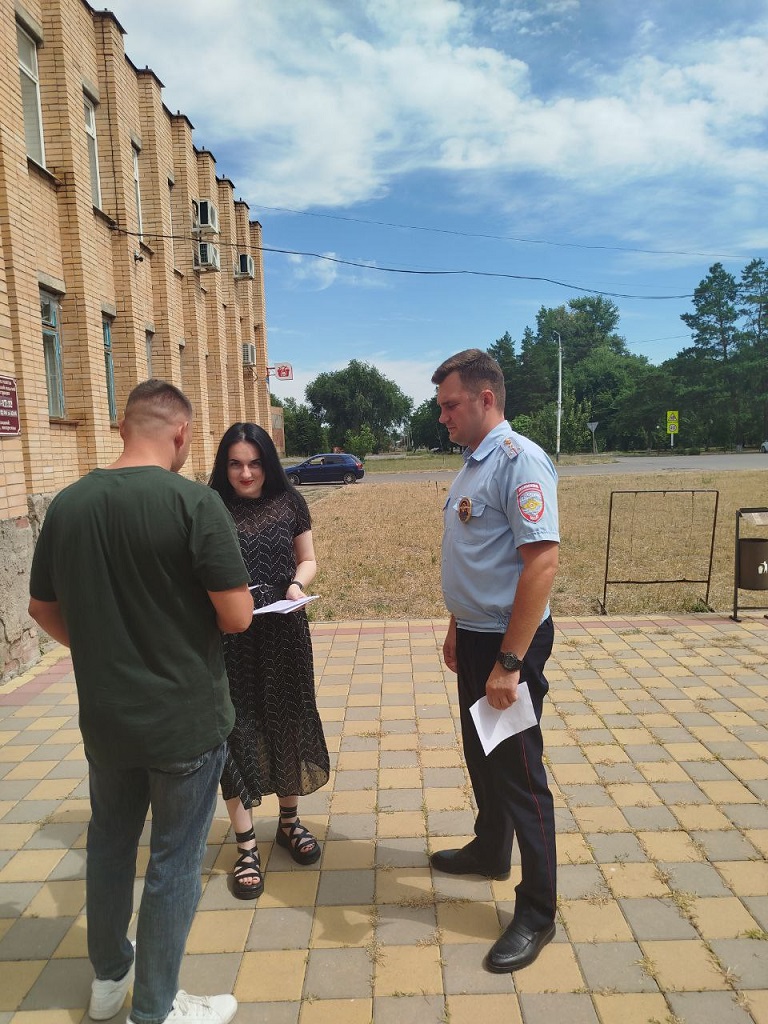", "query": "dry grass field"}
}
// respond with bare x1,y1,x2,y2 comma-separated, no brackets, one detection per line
308,469,768,621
